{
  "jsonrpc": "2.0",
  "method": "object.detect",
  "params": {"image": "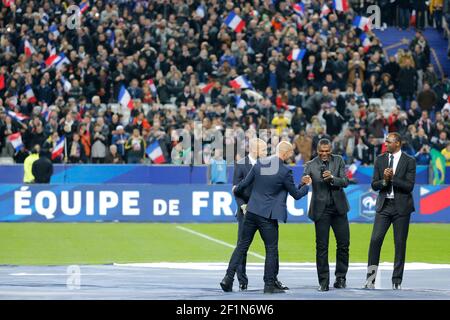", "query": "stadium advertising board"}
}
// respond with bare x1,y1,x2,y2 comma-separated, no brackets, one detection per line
0,184,449,222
